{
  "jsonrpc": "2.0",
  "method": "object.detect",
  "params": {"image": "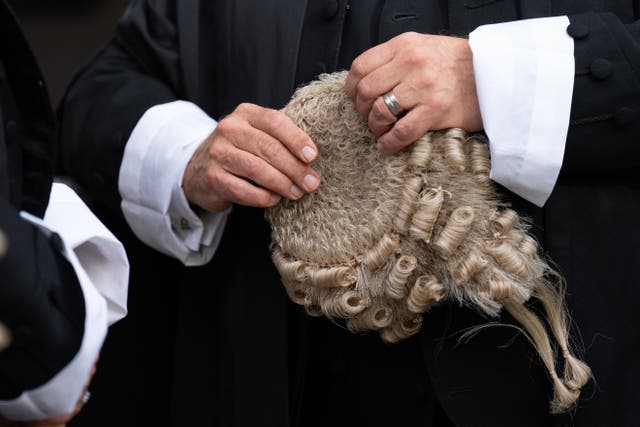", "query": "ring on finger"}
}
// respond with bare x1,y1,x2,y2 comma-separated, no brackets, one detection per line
382,91,404,117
